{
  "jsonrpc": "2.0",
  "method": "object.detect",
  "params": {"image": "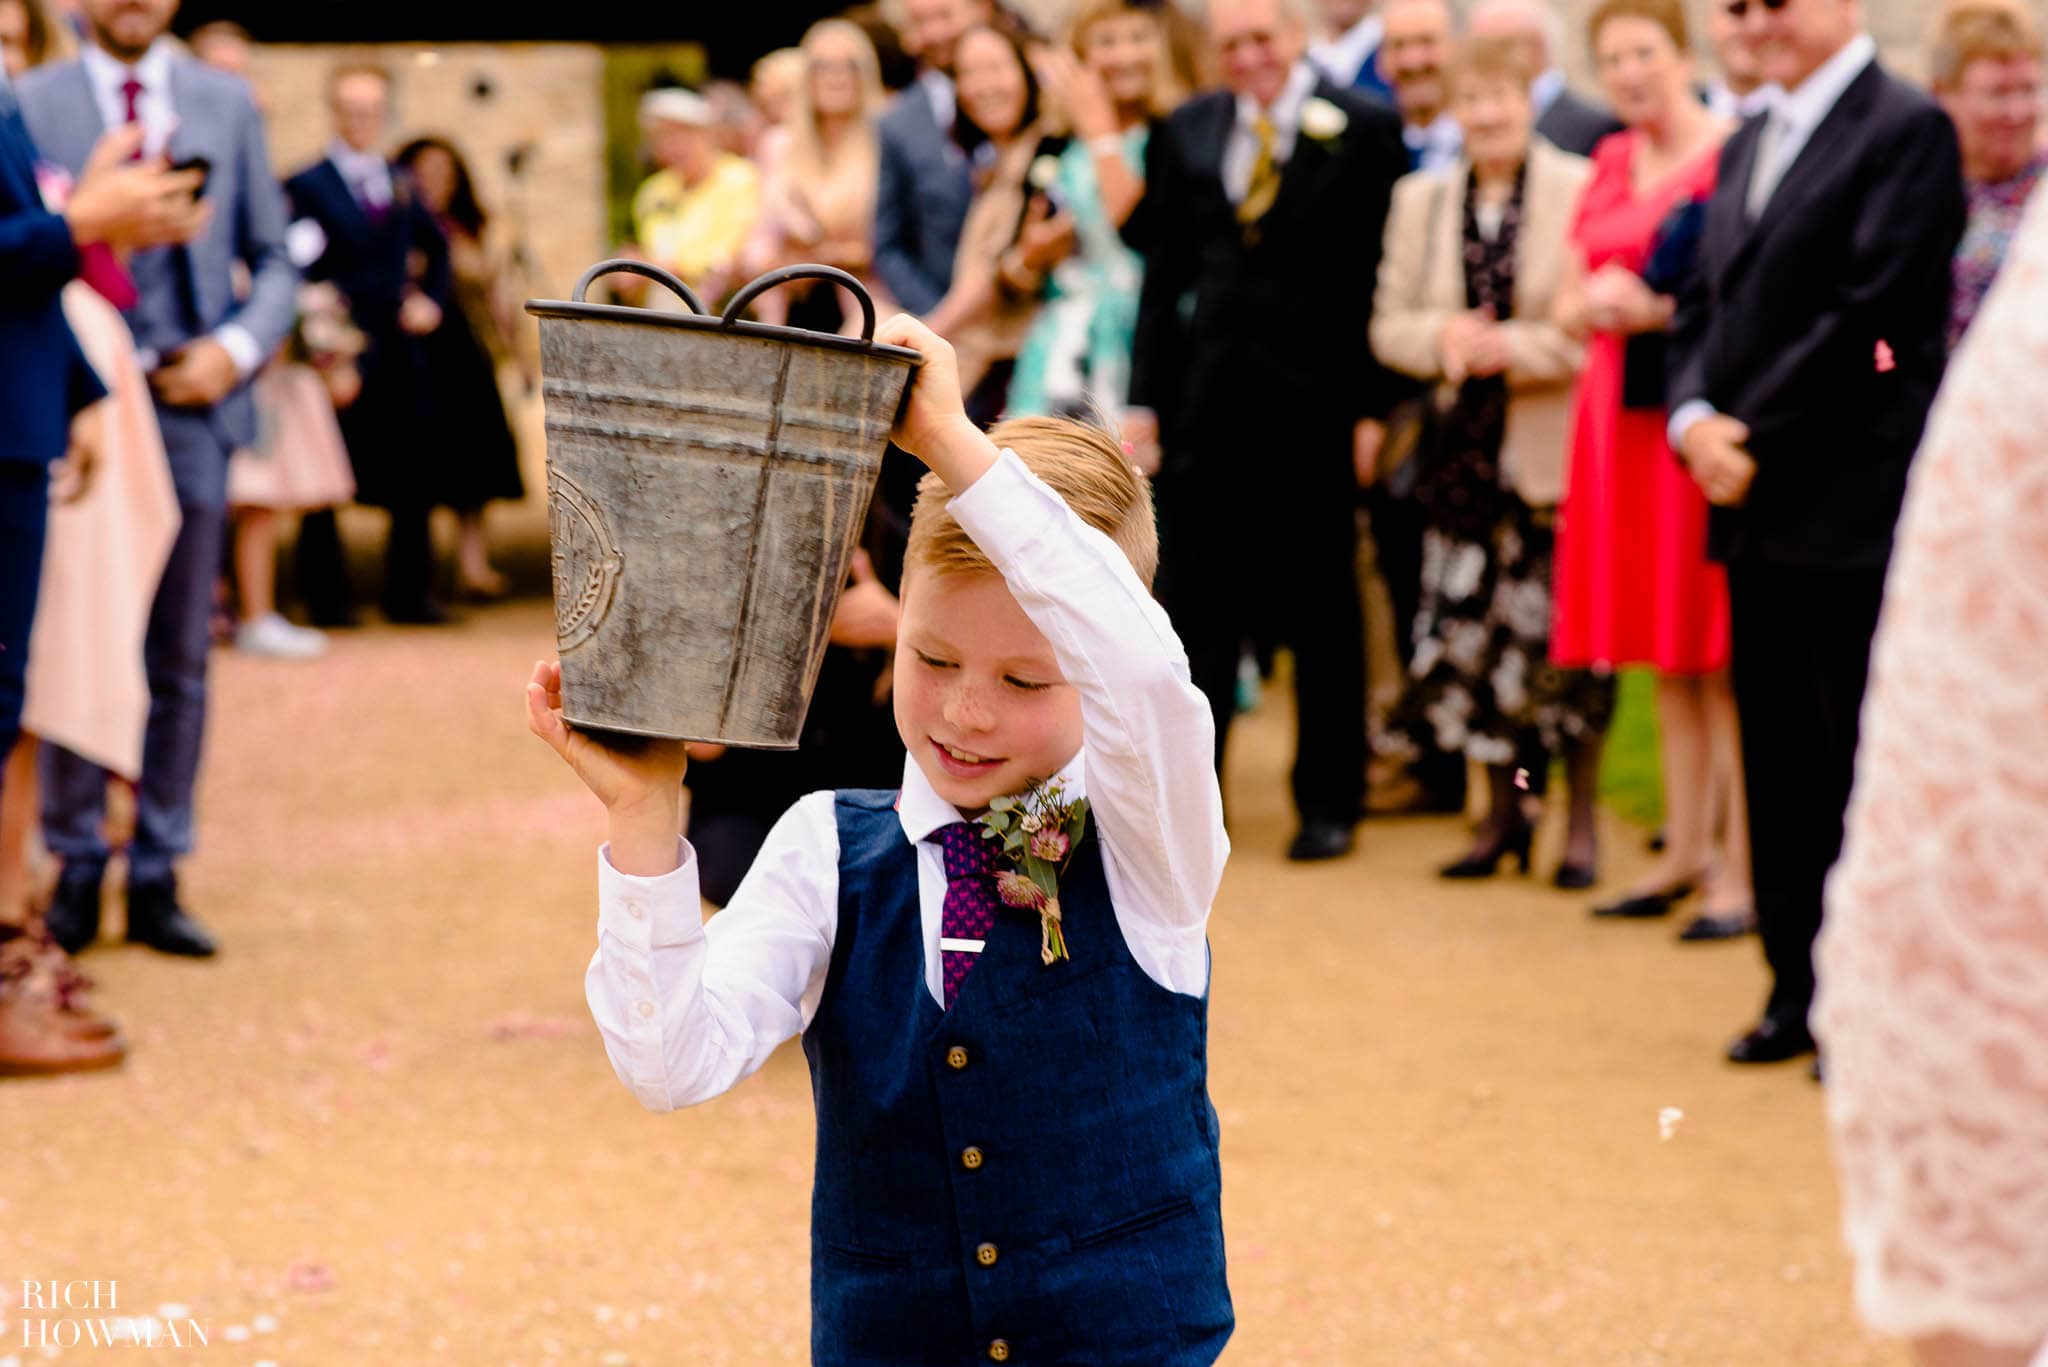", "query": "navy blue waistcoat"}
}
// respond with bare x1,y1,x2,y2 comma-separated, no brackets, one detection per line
802,791,1233,1366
